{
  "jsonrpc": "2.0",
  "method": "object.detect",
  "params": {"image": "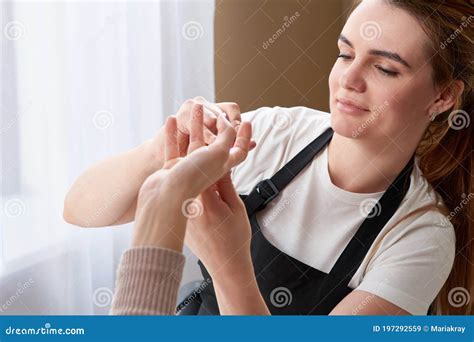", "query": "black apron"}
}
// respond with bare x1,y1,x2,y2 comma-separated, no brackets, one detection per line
177,127,417,315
